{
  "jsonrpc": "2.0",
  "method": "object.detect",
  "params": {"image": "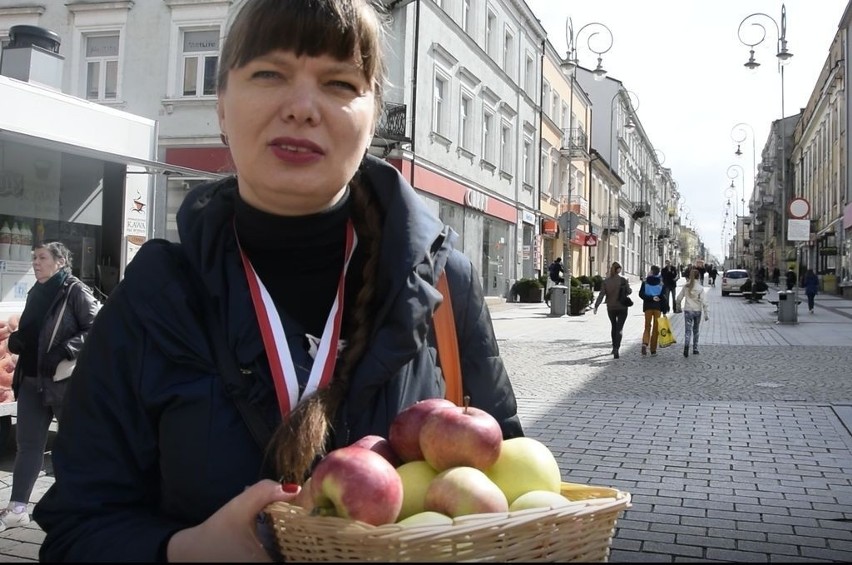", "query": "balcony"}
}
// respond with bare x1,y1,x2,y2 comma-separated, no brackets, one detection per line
374,102,409,142
657,228,670,240
602,215,625,232
630,201,650,220
559,127,590,161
